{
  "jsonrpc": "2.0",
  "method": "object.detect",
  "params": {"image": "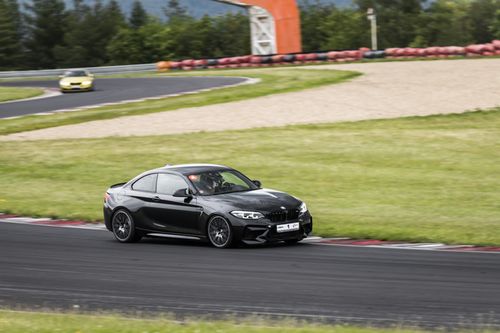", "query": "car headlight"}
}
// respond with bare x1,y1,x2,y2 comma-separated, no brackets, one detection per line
230,211,264,220
81,80,92,85
299,202,307,214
